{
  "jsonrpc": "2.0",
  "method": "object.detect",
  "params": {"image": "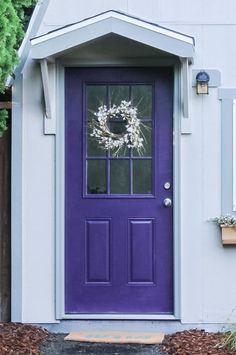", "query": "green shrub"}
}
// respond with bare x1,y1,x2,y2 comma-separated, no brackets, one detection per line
0,0,36,136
